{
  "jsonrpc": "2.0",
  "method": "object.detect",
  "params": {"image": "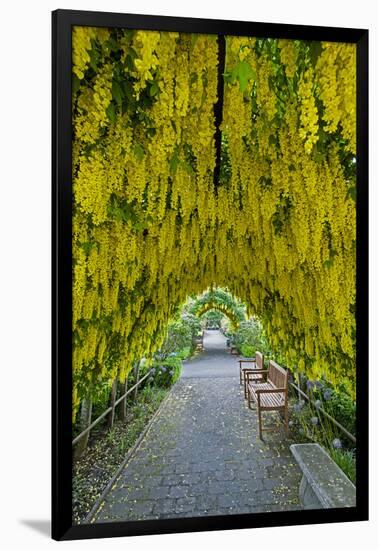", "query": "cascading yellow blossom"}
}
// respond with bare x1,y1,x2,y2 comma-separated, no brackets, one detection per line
72,28,357,419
